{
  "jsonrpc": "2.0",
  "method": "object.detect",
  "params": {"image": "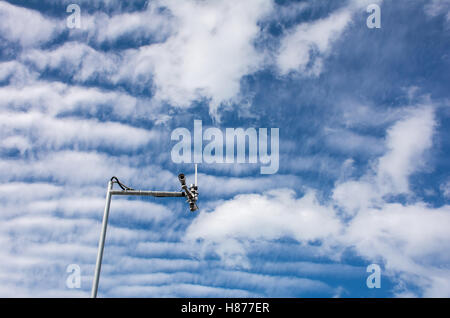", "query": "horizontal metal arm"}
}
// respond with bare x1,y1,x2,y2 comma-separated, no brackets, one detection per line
110,190,185,197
